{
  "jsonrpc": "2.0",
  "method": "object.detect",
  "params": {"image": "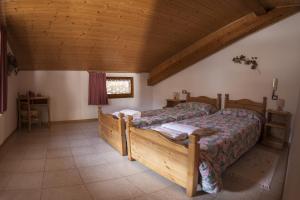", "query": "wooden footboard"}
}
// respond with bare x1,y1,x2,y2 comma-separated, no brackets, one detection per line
98,107,127,156
126,116,201,197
